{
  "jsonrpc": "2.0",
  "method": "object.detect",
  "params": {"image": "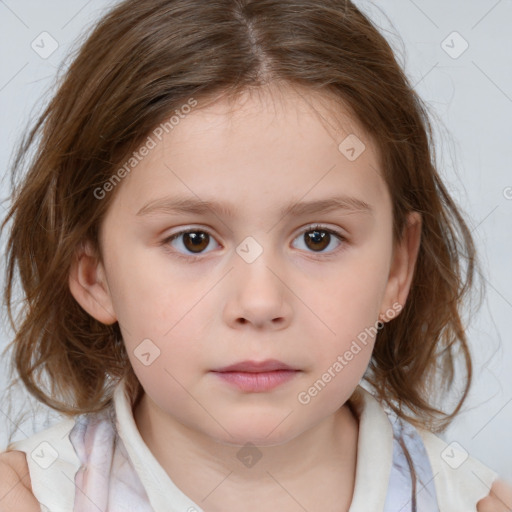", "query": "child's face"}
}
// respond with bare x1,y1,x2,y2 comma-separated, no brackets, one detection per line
72,85,419,446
